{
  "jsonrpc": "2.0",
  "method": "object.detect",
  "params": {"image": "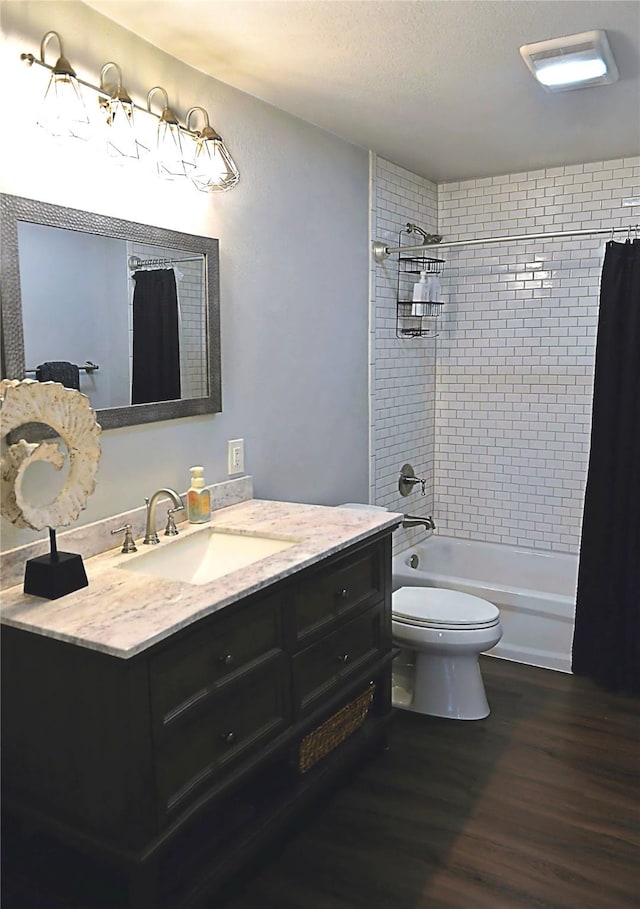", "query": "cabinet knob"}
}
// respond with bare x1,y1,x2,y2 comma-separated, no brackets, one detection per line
337,653,350,664
219,653,234,666
221,731,236,745
337,588,349,600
